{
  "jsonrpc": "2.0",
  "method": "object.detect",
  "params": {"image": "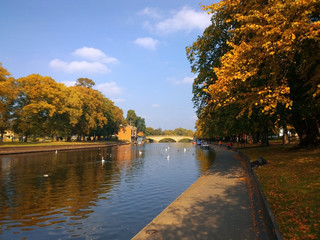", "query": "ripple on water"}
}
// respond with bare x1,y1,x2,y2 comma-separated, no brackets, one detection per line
0,143,215,240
